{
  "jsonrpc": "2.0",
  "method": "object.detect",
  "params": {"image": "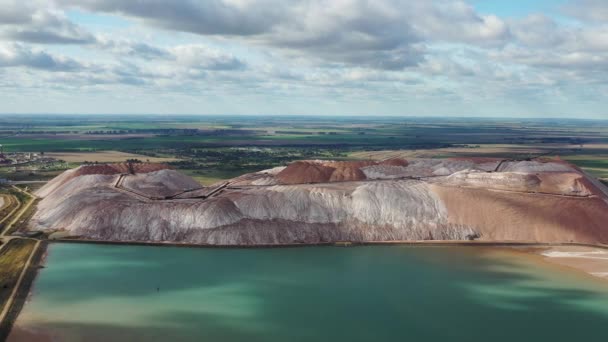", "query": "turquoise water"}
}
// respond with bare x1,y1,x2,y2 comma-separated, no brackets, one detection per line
10,243,608,342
